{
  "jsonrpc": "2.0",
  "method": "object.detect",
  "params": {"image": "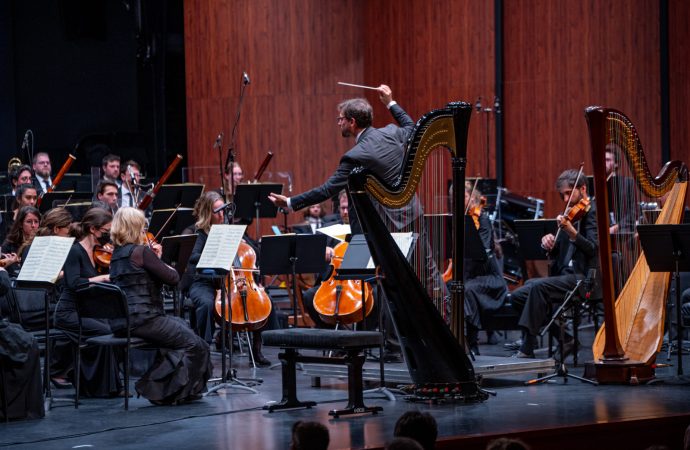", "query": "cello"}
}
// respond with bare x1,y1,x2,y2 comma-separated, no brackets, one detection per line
214,241,272,331
313,241,374,325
